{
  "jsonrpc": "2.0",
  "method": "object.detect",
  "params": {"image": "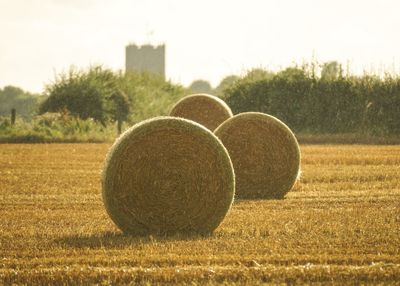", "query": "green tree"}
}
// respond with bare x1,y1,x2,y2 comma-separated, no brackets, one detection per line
0,86,41,119
244,68,274,81
214,75,240,97
119,71,186,123
321,61,341,81
108,90,130,134
224,65,400,135
189,79,213,94
40,66,129,127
